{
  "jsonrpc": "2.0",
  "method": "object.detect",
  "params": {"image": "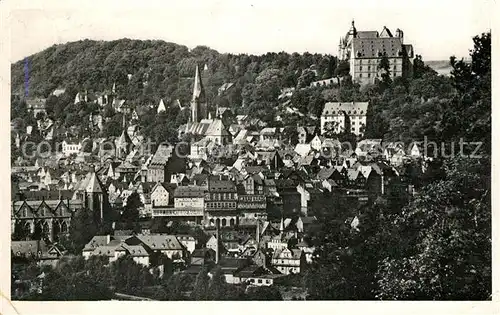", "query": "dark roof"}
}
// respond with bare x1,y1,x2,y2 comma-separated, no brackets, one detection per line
352,35,408,59
192,248,216,258
244,166,266,174
208,179,236,192
19,190,74,201
218,257,248,270
174,185,206,198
